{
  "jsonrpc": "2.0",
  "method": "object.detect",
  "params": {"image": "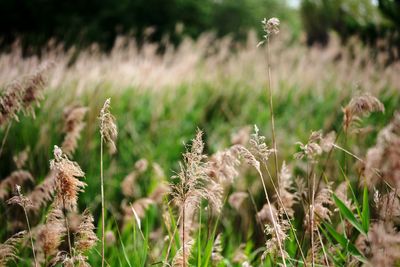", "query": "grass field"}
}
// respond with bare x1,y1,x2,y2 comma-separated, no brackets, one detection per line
1,23,400,266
